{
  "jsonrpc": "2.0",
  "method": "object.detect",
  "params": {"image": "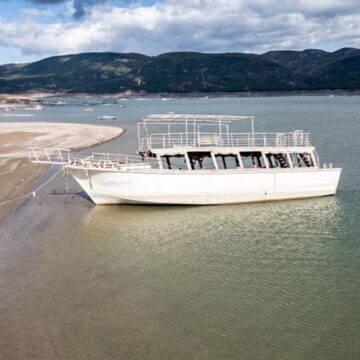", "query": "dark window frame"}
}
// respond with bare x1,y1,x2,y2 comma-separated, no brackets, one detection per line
187,151,216,170
160,154,188,170
214,153,240,170
240,151,266,169
265,152,290,168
